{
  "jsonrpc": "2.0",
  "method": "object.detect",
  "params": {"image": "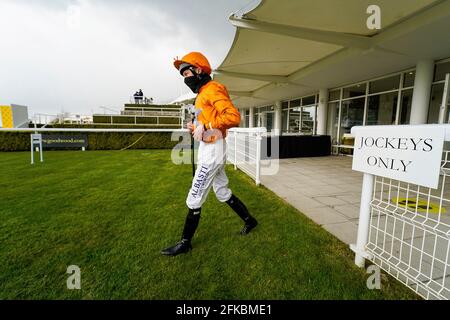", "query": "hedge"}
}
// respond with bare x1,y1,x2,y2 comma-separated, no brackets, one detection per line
38,124,178,129
134,117,157,125
92,115,180,125
0,131,189,151
124,104,181,109
158,117,181,125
